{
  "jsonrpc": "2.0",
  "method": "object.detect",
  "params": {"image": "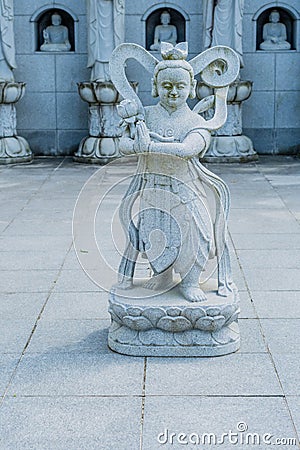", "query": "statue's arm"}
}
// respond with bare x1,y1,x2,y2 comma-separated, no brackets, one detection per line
279,23,287,42
119,124,211,158
149,129,211,159
43,29,49,44
172,25,178,42
63,27,70,44
262,24,269,42
153,26,160,45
